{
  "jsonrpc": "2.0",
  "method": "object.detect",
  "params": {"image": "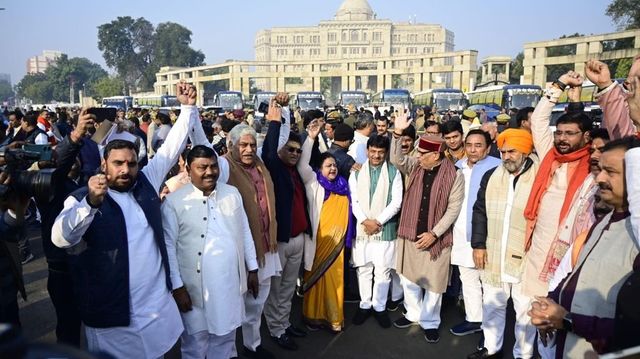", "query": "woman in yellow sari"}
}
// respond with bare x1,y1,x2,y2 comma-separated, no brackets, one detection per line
297,122,355,333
